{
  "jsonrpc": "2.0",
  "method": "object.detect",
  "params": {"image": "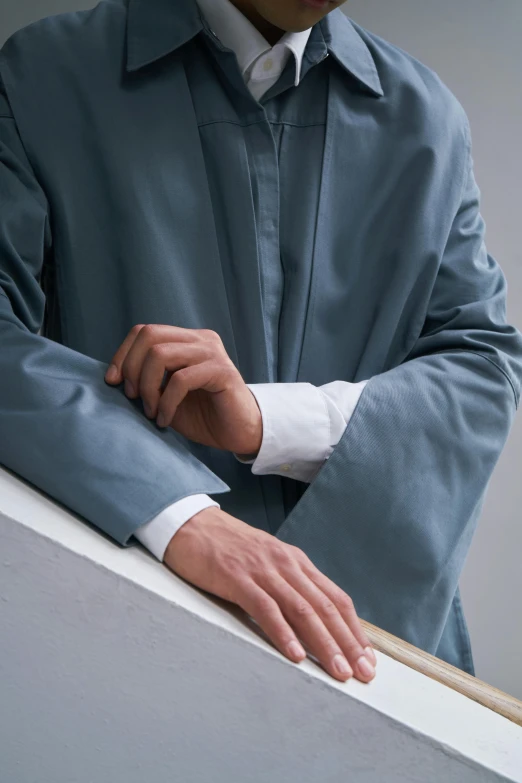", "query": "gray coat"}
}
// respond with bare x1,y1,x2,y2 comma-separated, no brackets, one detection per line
1,0,520,674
